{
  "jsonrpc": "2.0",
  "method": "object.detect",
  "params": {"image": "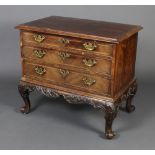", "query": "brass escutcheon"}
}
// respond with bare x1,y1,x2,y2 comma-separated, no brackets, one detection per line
82,58,97,67
34,49,46,58
33,34,45,43
82,76,96,86
83,42,97,51
59,69,70,79
58,52,71,61
58,38,70,45
35,66,46,76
